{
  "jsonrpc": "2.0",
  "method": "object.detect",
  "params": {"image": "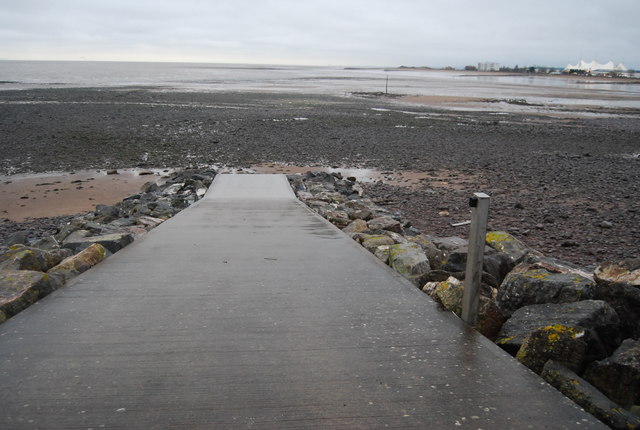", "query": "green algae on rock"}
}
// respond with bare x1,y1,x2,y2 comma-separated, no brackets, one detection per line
48,243,108,283
0,270,62,320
